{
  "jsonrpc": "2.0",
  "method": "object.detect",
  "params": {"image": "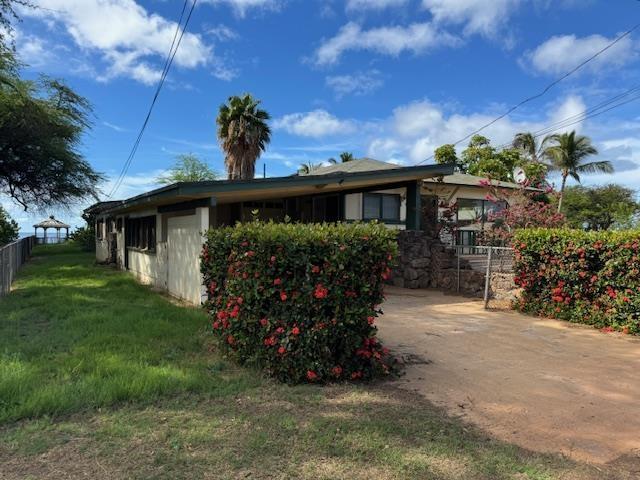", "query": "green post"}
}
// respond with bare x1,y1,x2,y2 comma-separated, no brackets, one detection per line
406,180,421,231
